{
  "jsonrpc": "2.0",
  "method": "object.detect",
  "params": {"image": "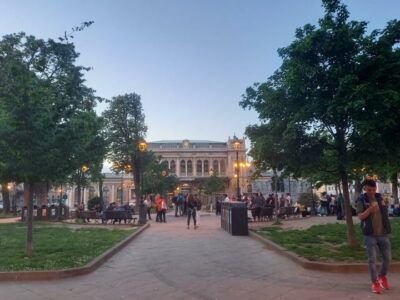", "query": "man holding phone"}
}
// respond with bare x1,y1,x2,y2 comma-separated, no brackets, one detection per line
356,179,392,294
